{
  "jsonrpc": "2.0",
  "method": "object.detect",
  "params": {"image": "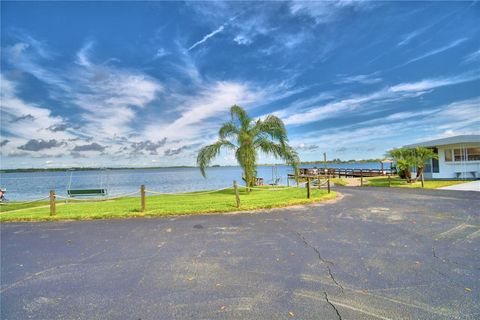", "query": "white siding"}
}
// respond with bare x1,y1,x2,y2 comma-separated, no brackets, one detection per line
432,143,480,179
